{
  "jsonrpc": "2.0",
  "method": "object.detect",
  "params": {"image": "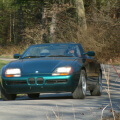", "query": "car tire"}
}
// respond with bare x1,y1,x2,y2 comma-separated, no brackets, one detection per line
28,93,40,99
72,70,87,99
90,71,102,96
0,83,16,101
